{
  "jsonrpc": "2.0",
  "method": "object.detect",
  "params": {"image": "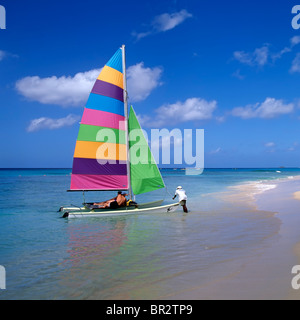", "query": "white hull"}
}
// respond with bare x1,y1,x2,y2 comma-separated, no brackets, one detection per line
61,202,180,218
60,199,164,213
